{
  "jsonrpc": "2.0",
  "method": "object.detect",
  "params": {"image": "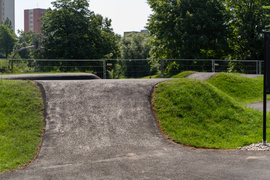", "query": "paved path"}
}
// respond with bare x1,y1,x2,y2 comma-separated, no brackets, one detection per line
240,74,263,78
2,79,270,180
185,72,263,81
185,72,217,81
0,73,100,80
246,100,270,112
